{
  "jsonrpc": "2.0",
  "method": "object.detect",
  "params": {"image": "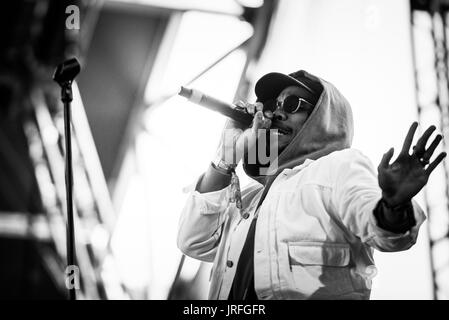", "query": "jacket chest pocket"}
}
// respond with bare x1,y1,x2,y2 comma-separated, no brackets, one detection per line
287,242,354,298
